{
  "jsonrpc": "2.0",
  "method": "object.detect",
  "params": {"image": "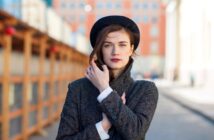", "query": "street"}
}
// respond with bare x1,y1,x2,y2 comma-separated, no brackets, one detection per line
30,90,214,140
146,93,214,140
